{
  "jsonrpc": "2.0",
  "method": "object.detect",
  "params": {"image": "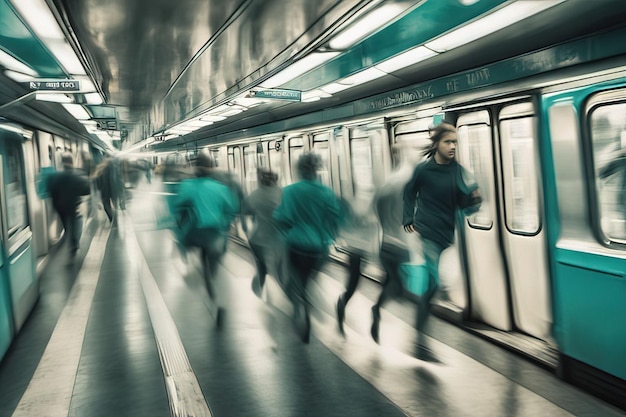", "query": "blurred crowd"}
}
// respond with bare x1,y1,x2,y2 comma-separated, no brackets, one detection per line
159,122,481,362
41,123,484,362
